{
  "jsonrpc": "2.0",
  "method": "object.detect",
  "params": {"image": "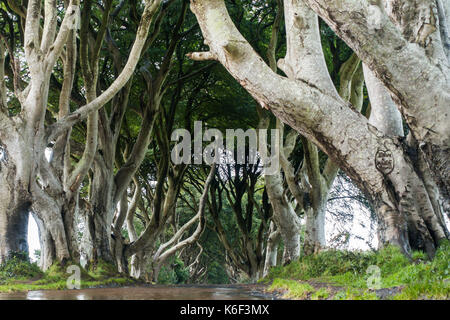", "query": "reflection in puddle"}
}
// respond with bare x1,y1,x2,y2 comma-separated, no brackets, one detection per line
76,293,87,300
0,285,271,300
